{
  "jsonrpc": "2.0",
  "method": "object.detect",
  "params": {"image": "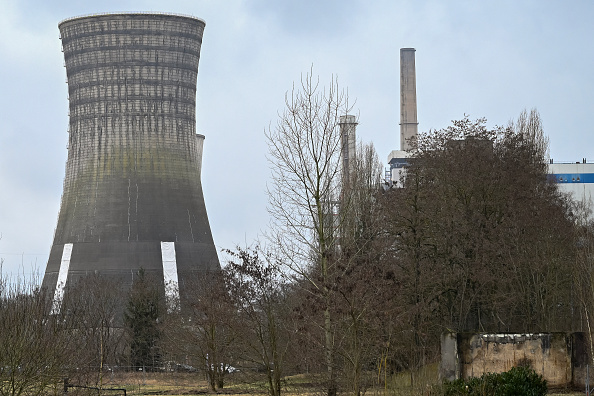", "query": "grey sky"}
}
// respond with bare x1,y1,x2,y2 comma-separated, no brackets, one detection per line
1,0,593,280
